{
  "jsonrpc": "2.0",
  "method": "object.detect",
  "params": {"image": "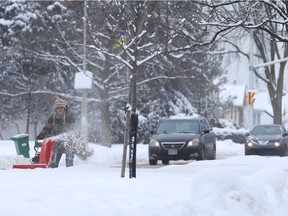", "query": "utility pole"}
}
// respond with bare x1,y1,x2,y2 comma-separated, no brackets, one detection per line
248,29,254,131
74,0,92,146
82,0,88,146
